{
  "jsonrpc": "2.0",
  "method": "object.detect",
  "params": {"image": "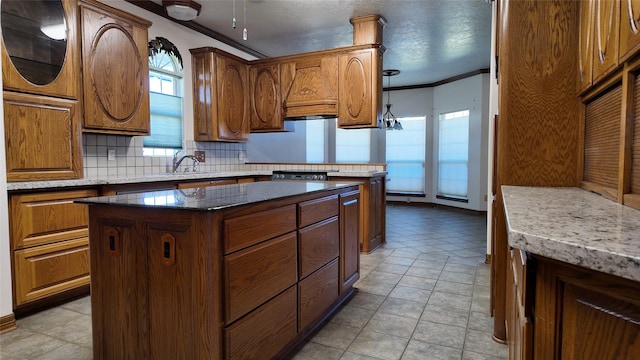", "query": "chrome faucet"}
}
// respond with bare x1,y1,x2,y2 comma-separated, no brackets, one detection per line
172,151,200,173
